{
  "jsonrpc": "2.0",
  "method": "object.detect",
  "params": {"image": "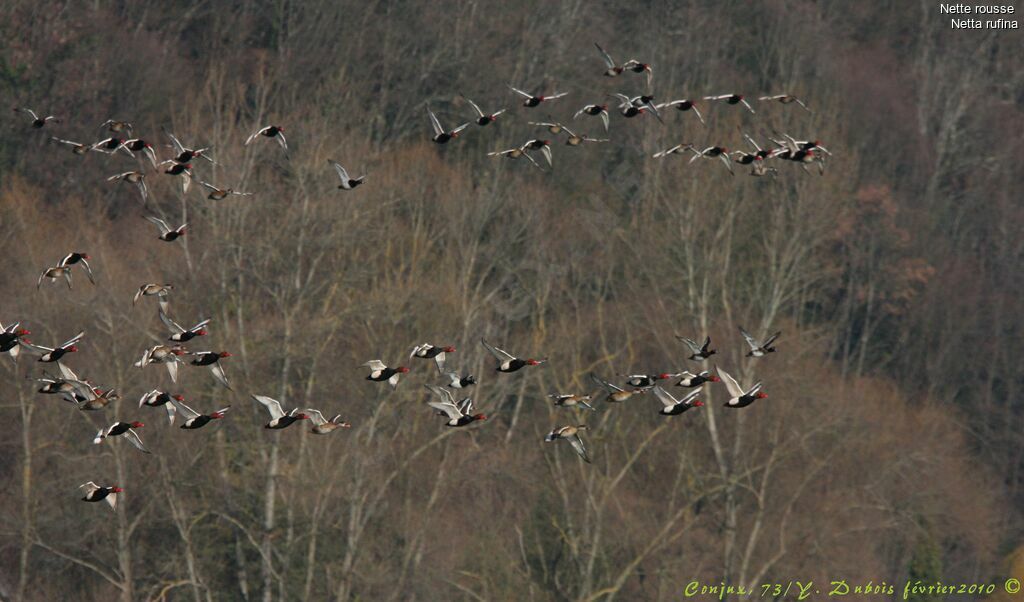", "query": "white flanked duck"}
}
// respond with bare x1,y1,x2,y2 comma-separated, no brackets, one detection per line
739,327,781,357
622,59,653,88
621,373,678,388
159,310,209,343
245,125,288,152
654,99,705,125
164,129,214,164
704,94,755,114
573,104,610,132
0,321,30,361
169,397,230,429
718,367,768,409
428,107,468,144
675,370,720,388
520,139,553,167
481,339,546,373
545,425,591,463
252,395,310,429
139,390,183,425
58,253,95,284
425,384,486,427
590,372,647,403
508,85,568,108
688,146,734,174
677,335,717,361
594,43,625,77
80,482,122,510
20,331,83,363
652,386,703,416
190,352,232,389
145,215,187,242
93,421,151,454
461,94,505,126
328,159,365,190
440,369,477,389
304,409,351,434
114,138,158,168
14,107,59,128
135,344,187,382
409,343,455,372
363,359,409,389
